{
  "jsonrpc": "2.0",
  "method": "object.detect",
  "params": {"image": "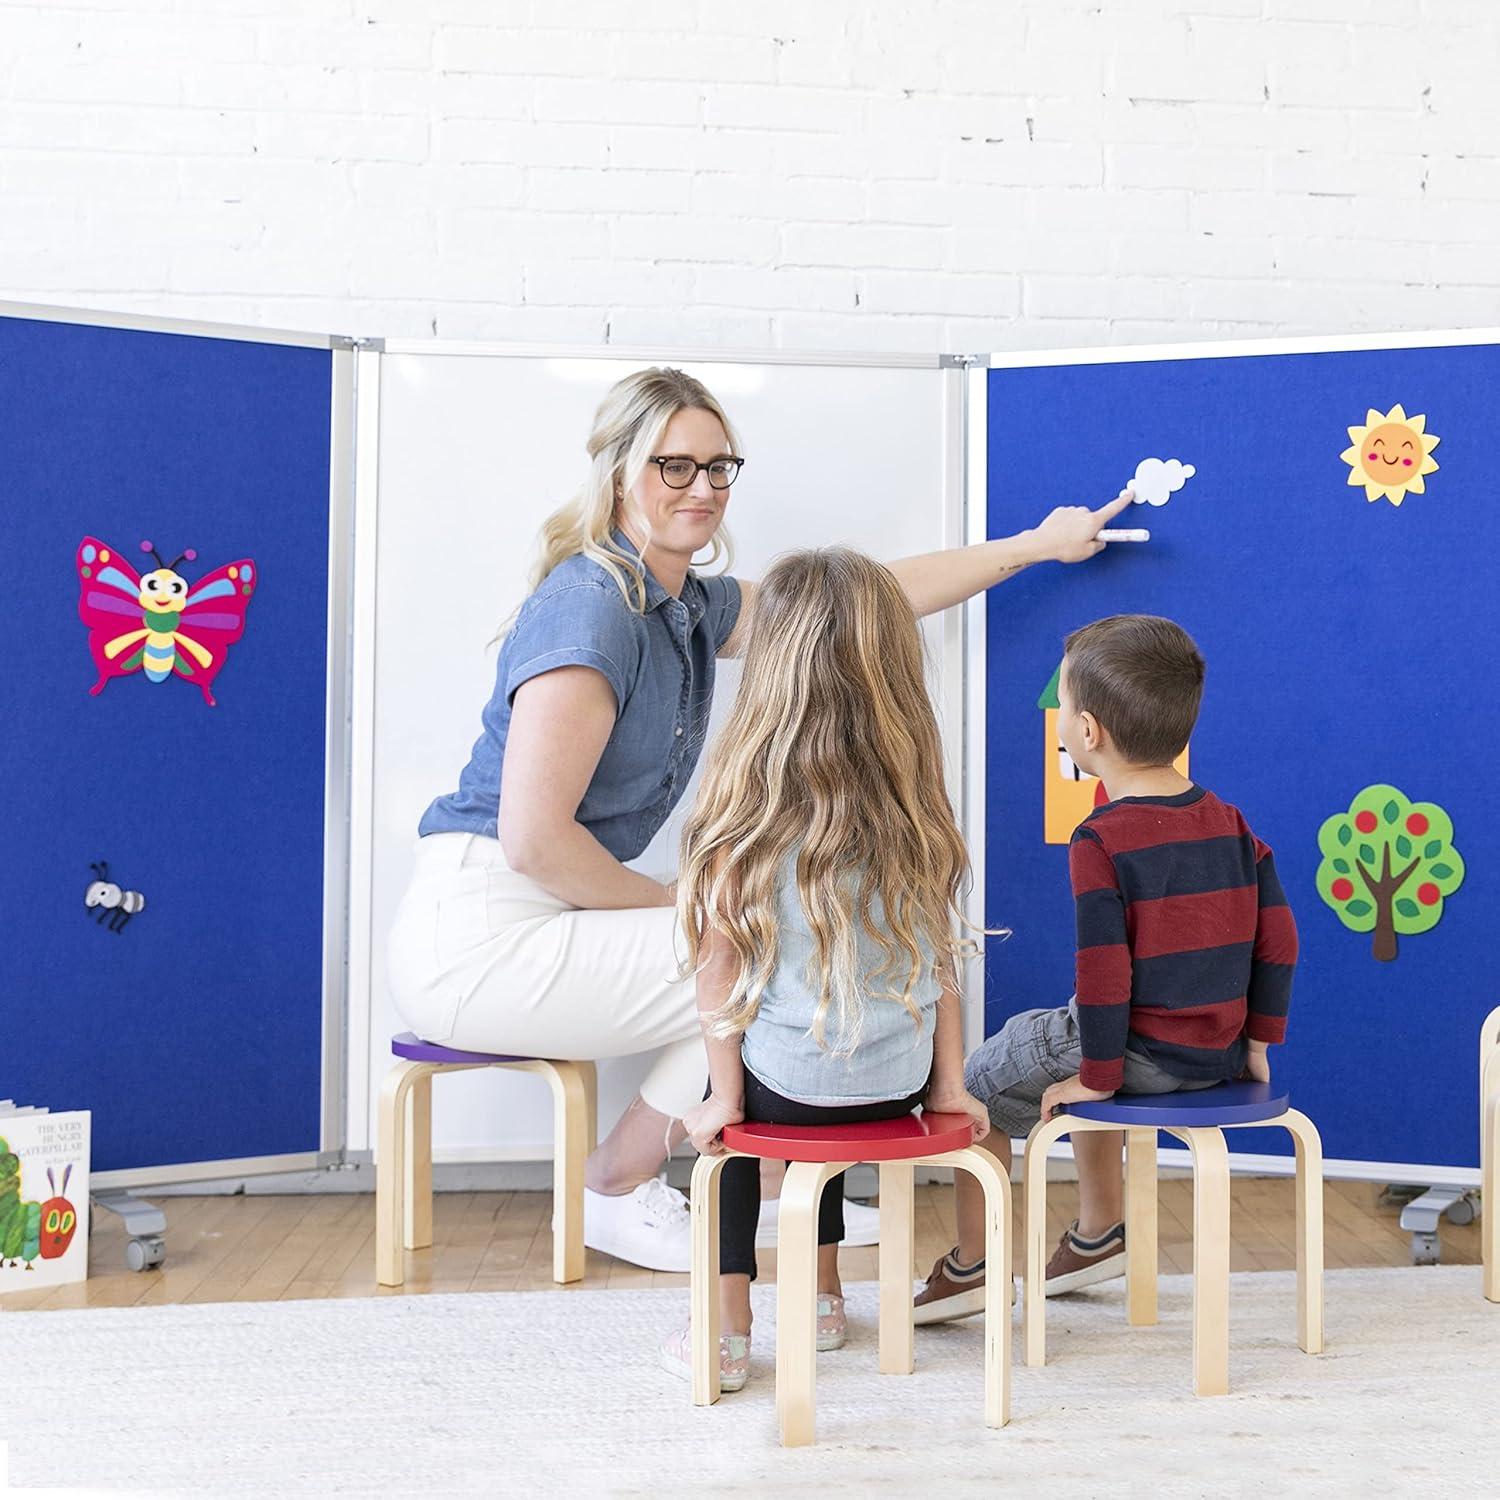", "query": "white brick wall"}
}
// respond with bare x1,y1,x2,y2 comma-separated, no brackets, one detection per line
1,0,1497,351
